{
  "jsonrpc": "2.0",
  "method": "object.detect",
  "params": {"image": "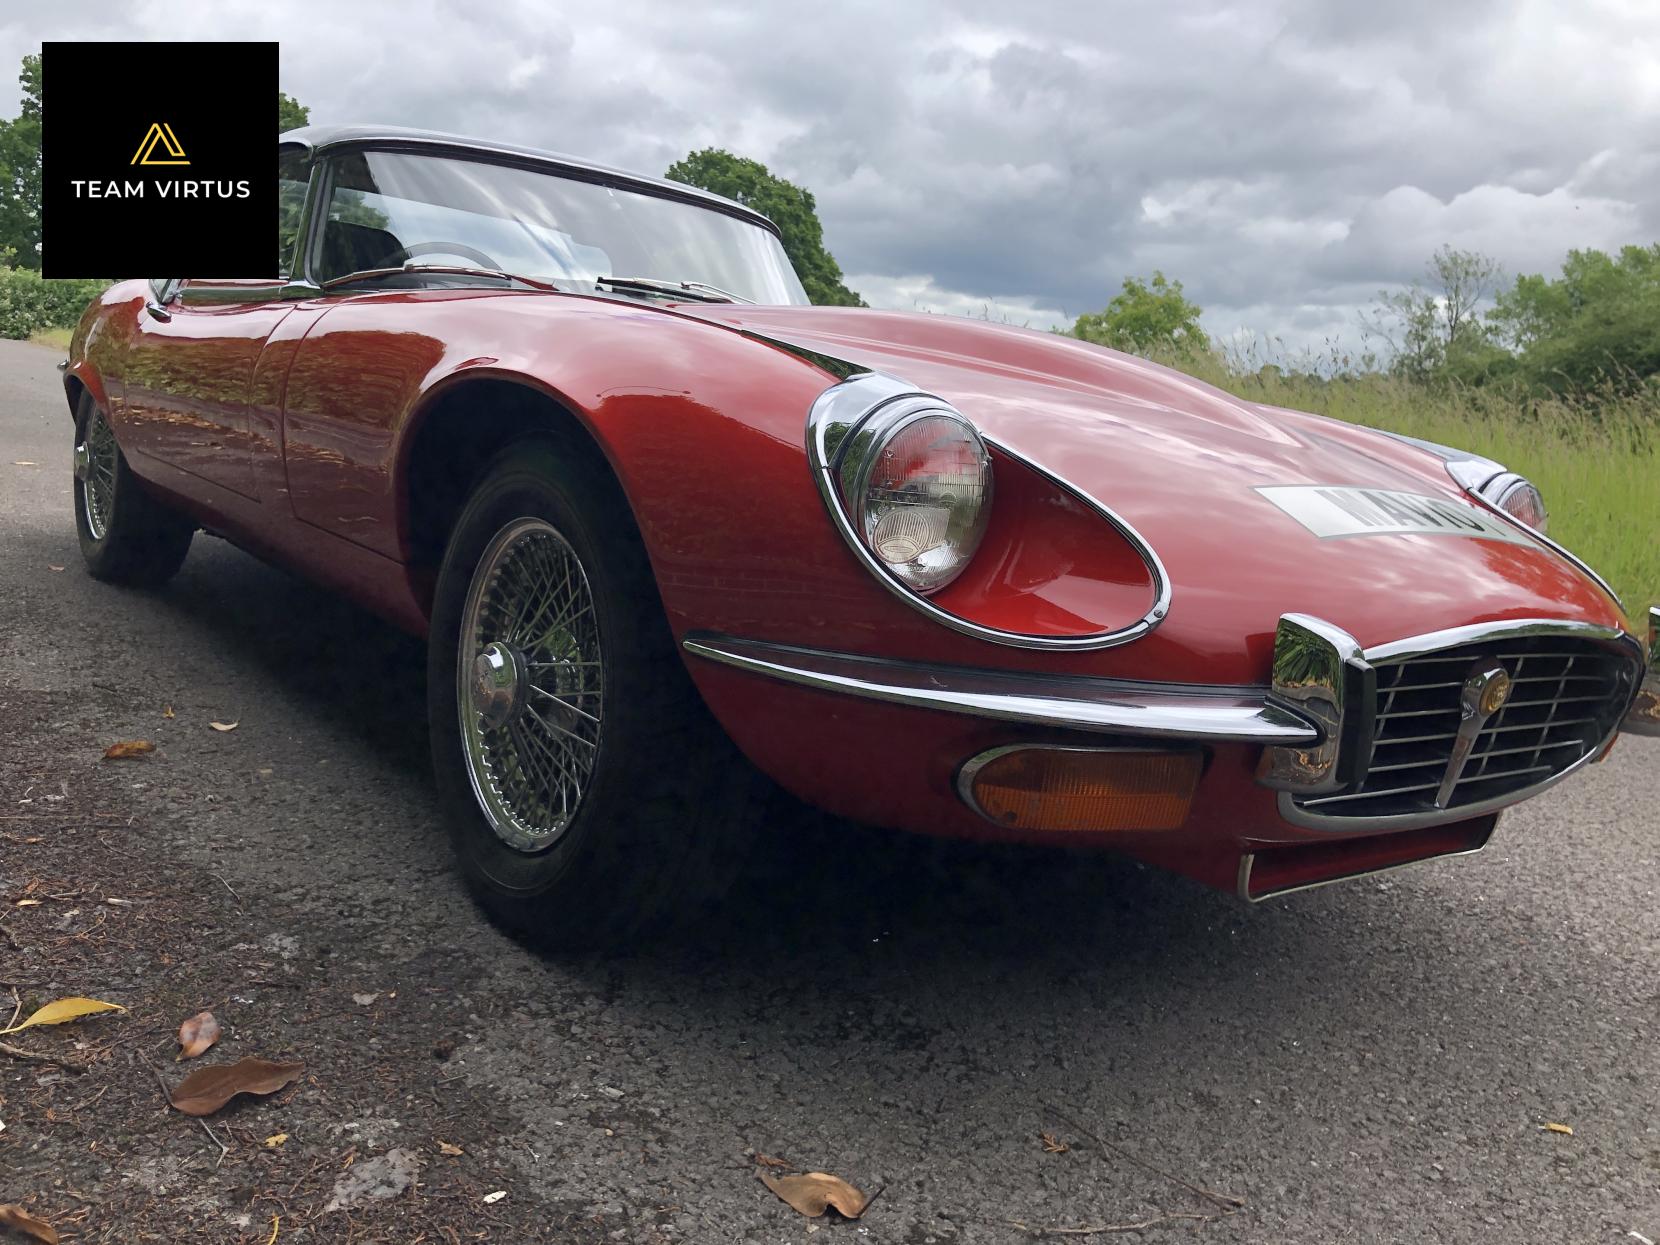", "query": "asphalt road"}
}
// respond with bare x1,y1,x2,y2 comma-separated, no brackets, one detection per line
3,335,1657,1243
